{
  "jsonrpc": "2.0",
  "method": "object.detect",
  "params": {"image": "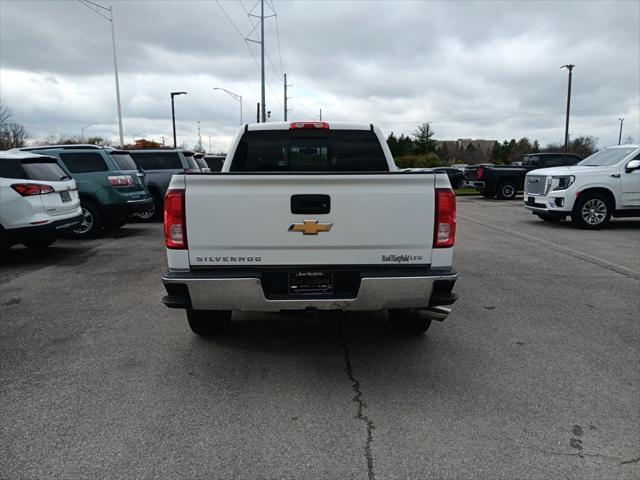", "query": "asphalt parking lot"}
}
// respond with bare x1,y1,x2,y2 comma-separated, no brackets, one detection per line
1,197,639,479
